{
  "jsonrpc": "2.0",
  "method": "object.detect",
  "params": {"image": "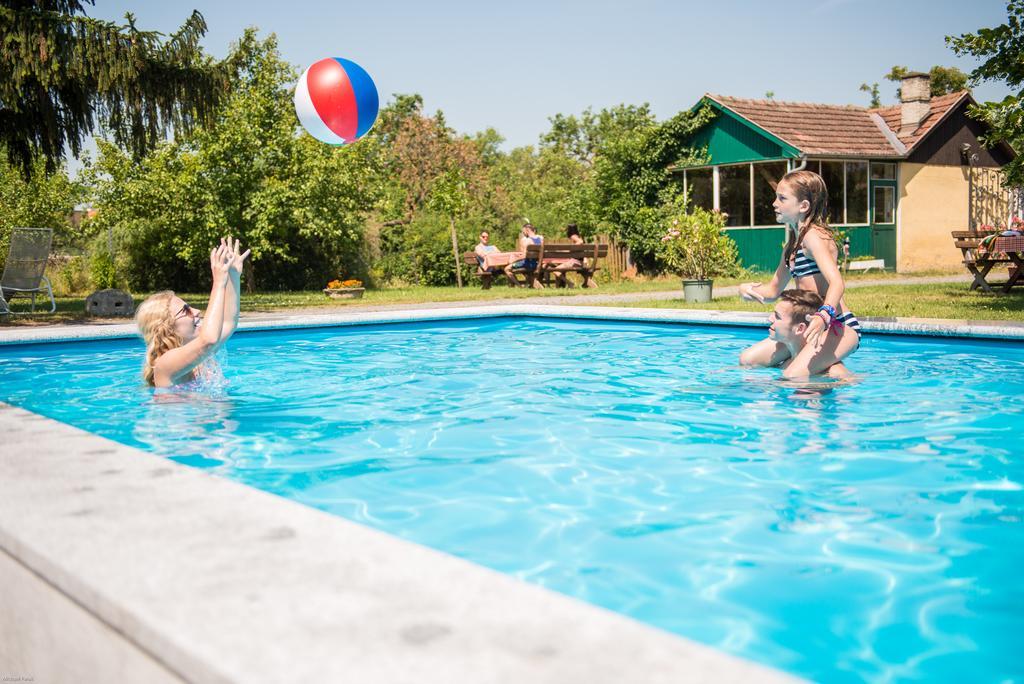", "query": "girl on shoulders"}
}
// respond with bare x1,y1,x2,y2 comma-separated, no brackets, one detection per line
737,170,860,376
